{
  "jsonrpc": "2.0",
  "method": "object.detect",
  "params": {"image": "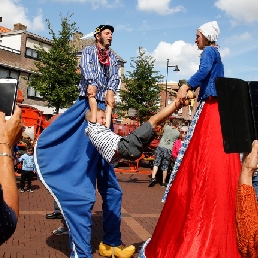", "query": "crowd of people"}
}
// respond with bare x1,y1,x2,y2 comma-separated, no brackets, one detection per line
1,21,258,258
